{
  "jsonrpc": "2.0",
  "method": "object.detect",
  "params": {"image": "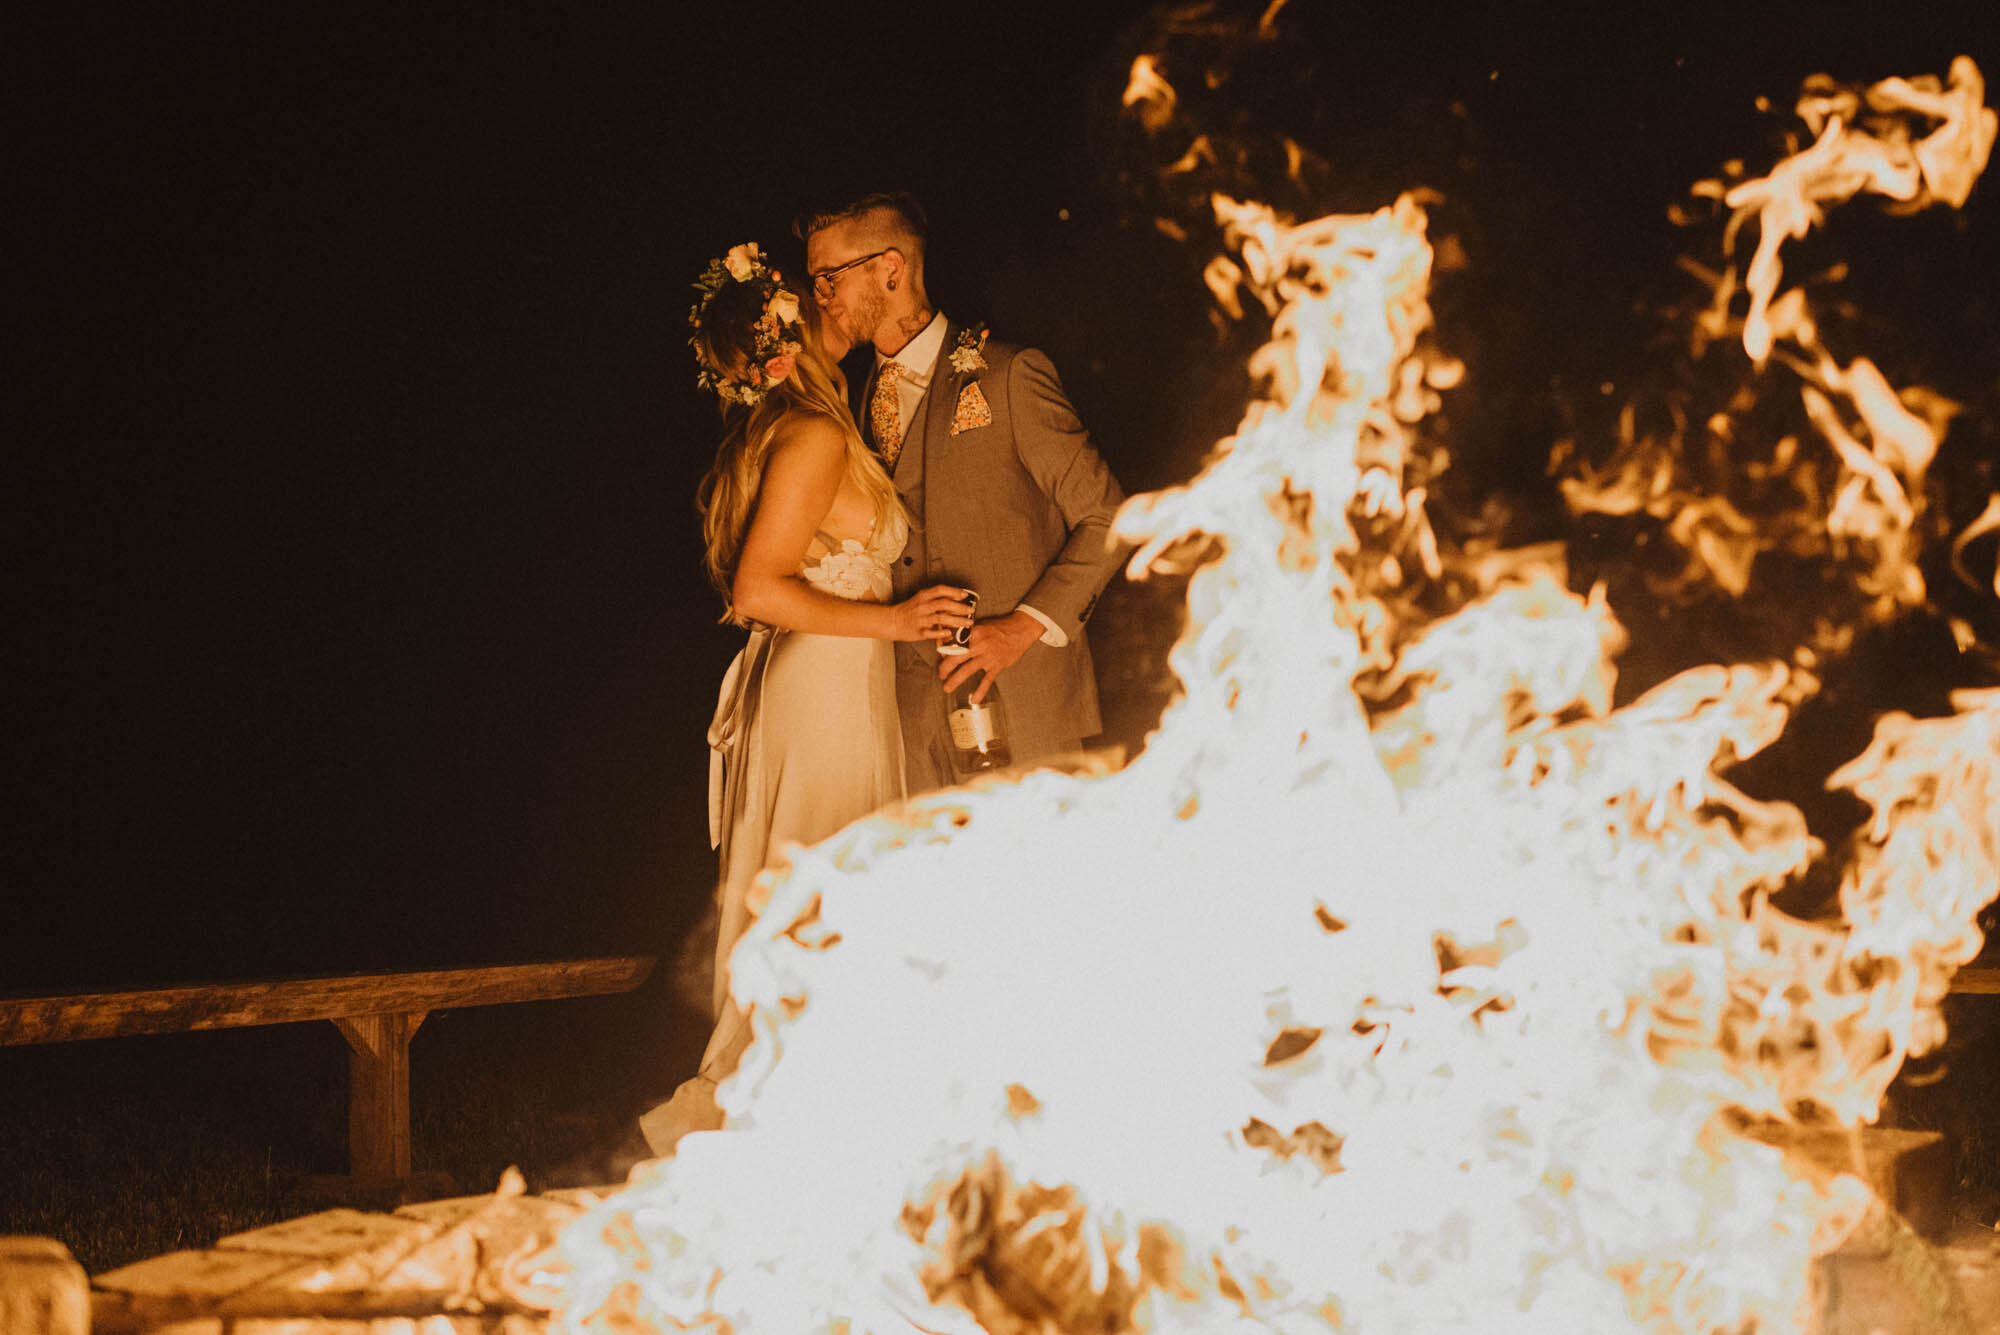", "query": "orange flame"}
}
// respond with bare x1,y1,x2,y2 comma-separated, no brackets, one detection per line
548,58,1997,1335
1564,59,1993,647
1716,56,1995,365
